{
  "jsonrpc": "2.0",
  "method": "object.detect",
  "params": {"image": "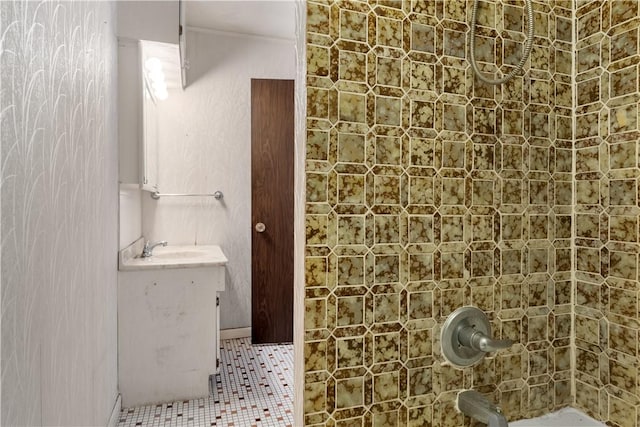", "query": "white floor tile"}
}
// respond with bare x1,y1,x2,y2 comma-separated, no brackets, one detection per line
118,338,294,427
